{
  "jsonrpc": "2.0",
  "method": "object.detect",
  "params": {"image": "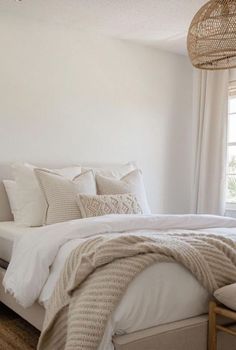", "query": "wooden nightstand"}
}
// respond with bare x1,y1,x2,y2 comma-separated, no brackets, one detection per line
208,301,236,350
